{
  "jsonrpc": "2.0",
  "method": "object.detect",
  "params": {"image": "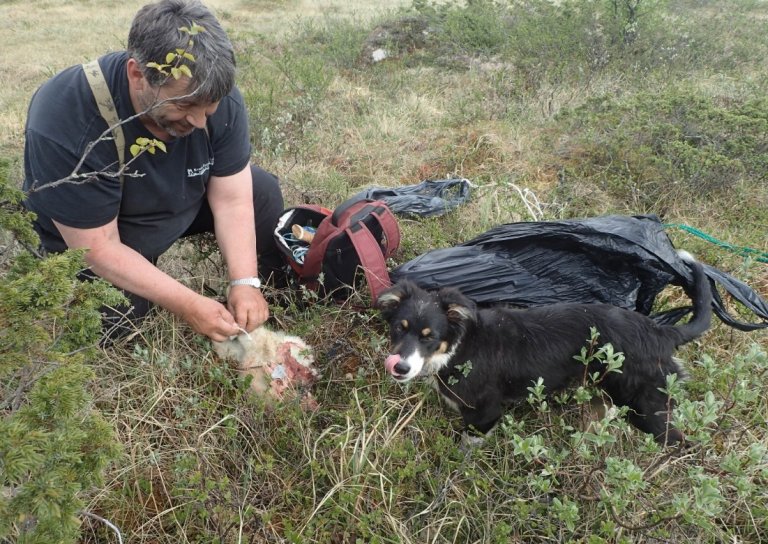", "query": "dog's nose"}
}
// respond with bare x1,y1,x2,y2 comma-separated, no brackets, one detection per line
385,354,411,377
394,362,410,375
